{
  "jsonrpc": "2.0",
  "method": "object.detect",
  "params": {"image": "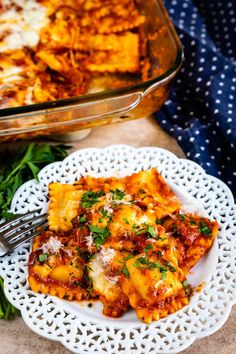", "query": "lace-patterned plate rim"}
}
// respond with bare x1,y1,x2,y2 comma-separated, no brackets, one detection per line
0,144,235,354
